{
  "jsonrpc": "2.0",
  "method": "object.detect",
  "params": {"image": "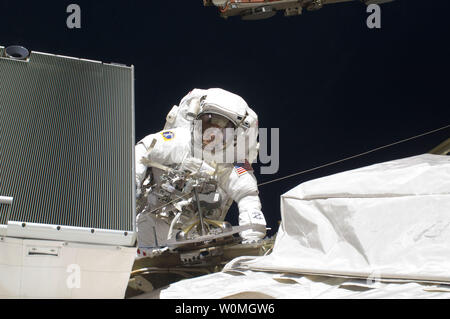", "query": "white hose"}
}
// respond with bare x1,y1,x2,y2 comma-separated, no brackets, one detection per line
167,211,183,240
